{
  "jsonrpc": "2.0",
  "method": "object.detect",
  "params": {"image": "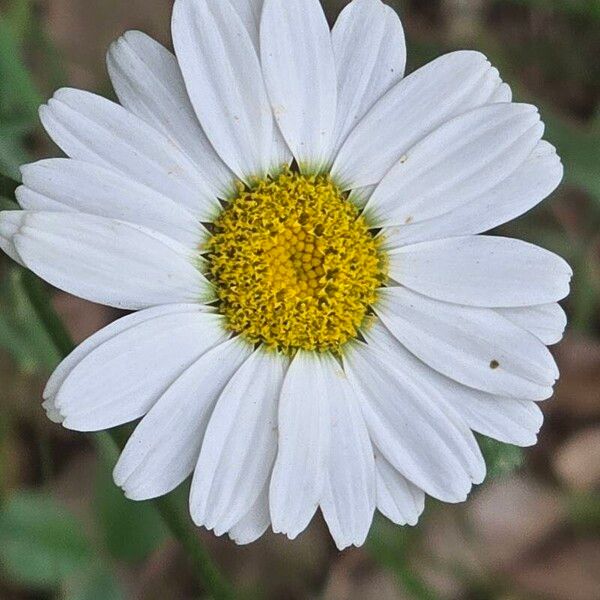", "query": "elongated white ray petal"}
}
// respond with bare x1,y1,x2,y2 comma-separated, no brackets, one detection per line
320,360,376,550
332,51,507,189
106,30,235,198
14,212,211,310
375,451,425,526
54,311,228,431
228,482,271,545
190,349,286,534
0,211,26,265
261,0,337,172
376,287,558,400
172,0,277,181
43,304,213,404
39,88,219,220
270,351,331,539
497,303,567,345
389,236,572,307
345,342,485,502
331,0,406,155
380,140,563,247
365,319,545,447
19,159,204,251
366,103,543,226
115,339,251,500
